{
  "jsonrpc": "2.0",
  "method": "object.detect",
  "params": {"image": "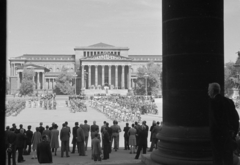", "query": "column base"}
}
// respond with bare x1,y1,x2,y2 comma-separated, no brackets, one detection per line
150,124,213,165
